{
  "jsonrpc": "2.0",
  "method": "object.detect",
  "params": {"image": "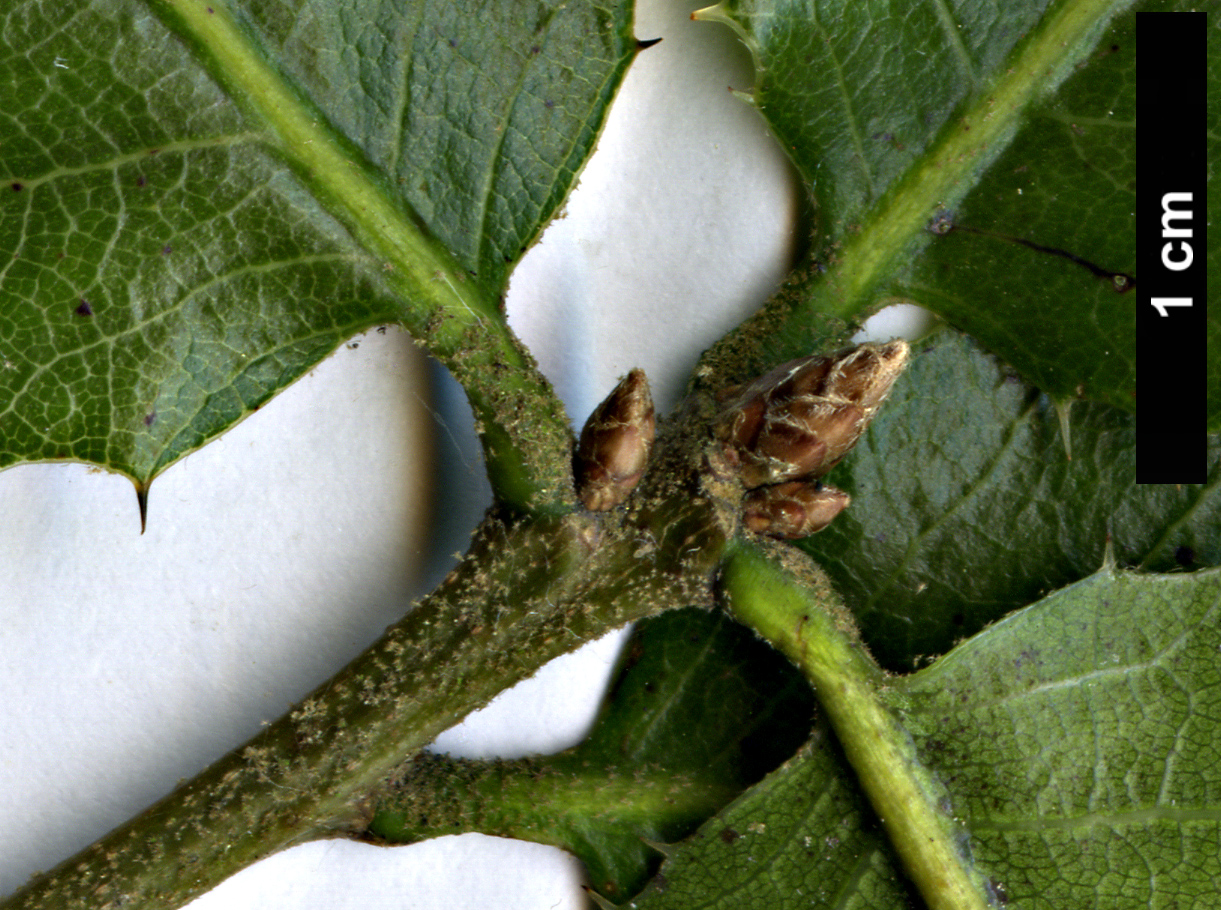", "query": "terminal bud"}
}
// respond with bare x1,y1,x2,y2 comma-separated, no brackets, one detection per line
742,481,851,539
575,368,655,511
717,340,909,489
